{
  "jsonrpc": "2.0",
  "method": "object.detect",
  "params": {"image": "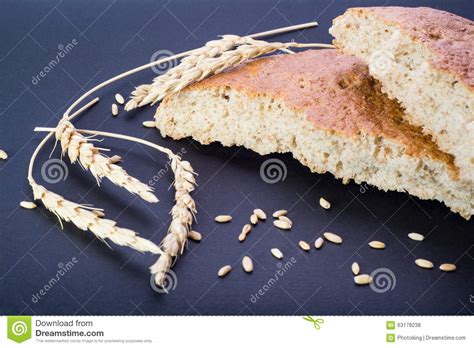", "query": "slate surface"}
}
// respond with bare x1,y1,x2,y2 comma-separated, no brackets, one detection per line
0,0,473,315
